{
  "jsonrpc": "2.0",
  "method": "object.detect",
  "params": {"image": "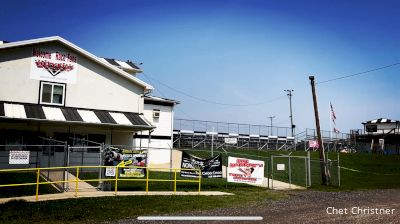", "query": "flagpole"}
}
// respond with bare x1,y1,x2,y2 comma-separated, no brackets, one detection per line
329,102,333,153
329,102,332,140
